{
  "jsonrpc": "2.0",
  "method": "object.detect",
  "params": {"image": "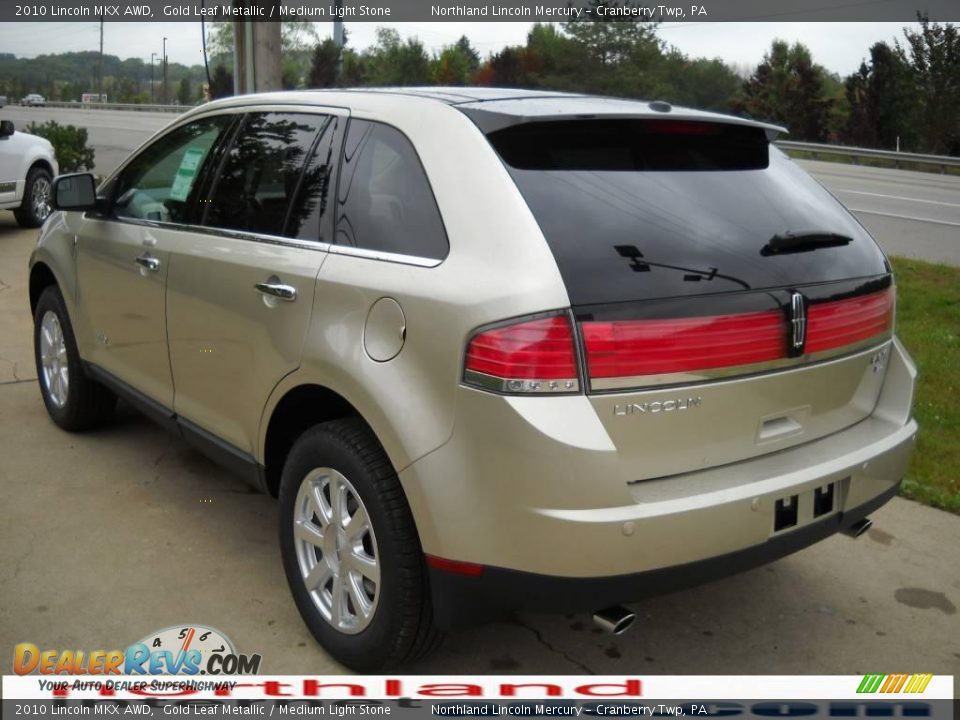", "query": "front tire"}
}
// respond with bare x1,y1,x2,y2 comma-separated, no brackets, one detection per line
33,286,117,430
279,418,443,670
15,166,53,228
